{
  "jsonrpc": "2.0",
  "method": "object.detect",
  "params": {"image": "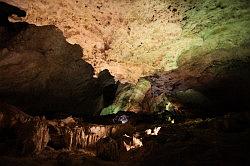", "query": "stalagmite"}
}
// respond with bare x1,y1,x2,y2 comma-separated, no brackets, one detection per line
96,137,119,161
17,117,49,155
